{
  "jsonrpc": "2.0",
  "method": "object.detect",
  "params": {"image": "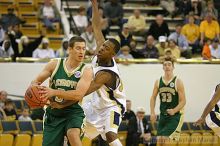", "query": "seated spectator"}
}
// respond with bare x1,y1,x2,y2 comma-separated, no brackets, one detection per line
4,99,17,120
126,107,154,146
127,9,147,36
104,0,123,29
146,0,160,6
73,6,88,33
169,24,192,58
0,5,25,31
160,0,175,17
81,22,97,56
155,36,169,57
148,15,170,40
185,0,202,24
12,24,23,39
117,46,133,59
0,90,8,108
0,39,14,58
166,39,181,59
18,107,32,121
0,107,6,120
38,0,60,31
200,12,219,45
181,15,200,54
129,40,144,58
202,38,212,60
201,0,218,20
33,38,55,58
139,35,159,58
207,38,220,59
0,24,5,43
56,38,68,58
31,108,44,120
174,0,189,17
116,23,133,47
122,100,136,122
